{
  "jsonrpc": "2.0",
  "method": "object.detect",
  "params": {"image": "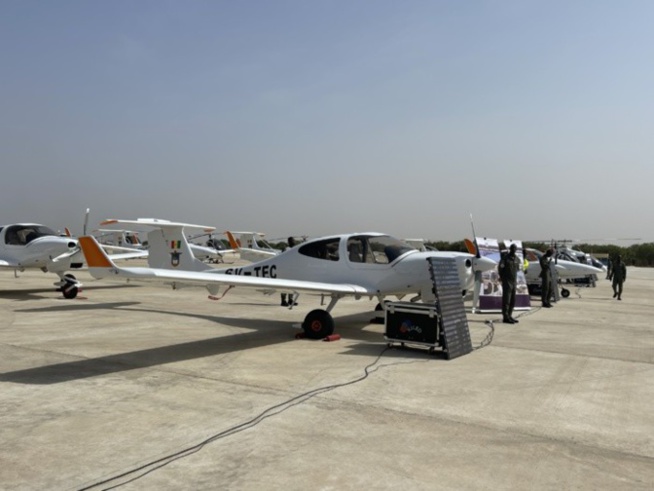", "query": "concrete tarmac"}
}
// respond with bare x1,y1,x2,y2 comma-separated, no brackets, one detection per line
1,264,653,490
